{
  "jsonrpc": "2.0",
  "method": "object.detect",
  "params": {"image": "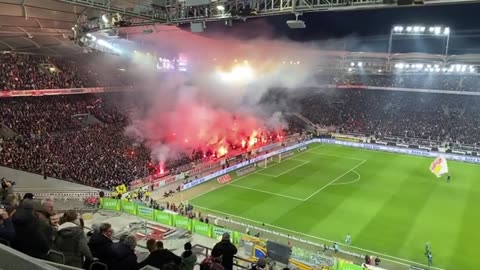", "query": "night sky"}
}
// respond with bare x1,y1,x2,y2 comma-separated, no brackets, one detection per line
198,3,480,54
